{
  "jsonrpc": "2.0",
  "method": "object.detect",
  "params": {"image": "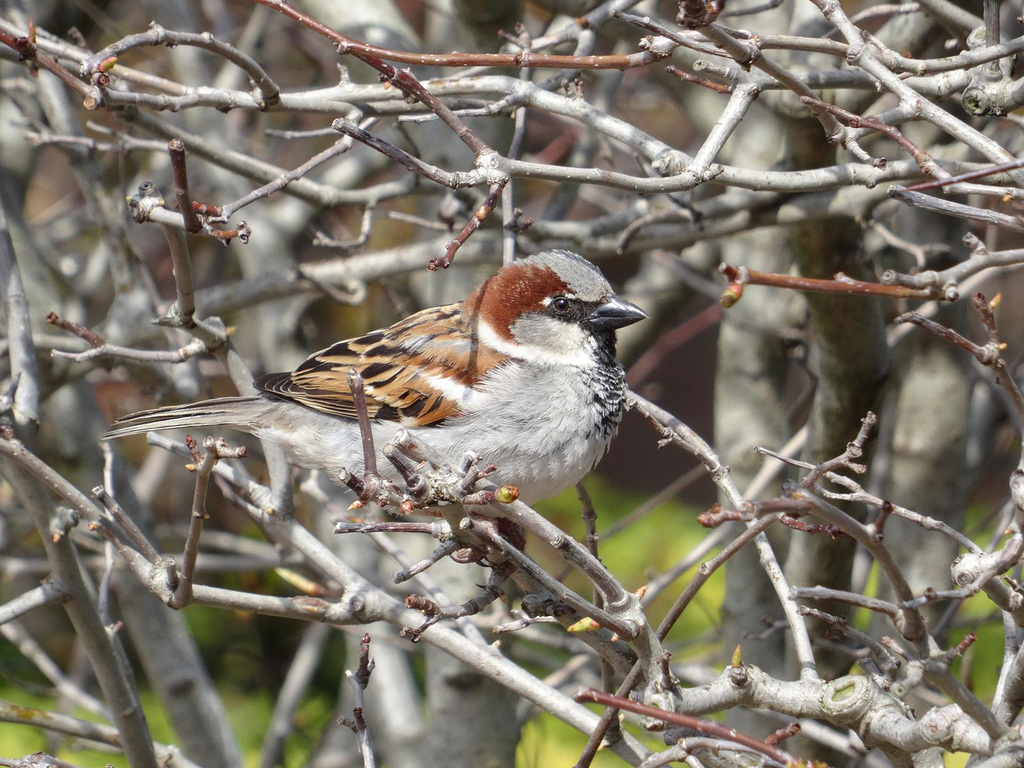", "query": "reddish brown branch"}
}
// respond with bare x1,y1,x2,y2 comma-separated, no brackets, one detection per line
873,500,894,536
973,292,1001,339
799,95,933,170
405,594,440,615
719,263,936,305
45,312,105,348
0,28,99,108
167,139,202,234
191,201,223,217
354,633,373,688
665,64,733,93
904,158,1024,193
765,722,801,746
573,688,798,766
207,223,251,244
339,633,375,741
251,2,670,72
779,514,844,539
